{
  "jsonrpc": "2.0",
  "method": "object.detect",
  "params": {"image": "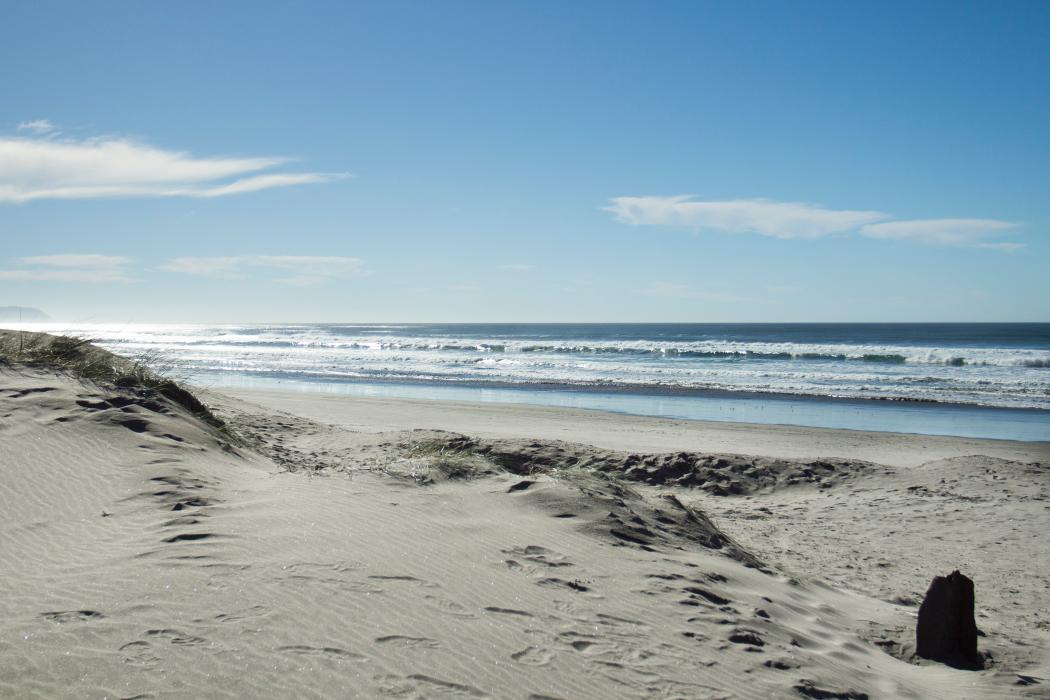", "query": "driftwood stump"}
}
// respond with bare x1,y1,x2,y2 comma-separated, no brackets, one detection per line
916,570,982,669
